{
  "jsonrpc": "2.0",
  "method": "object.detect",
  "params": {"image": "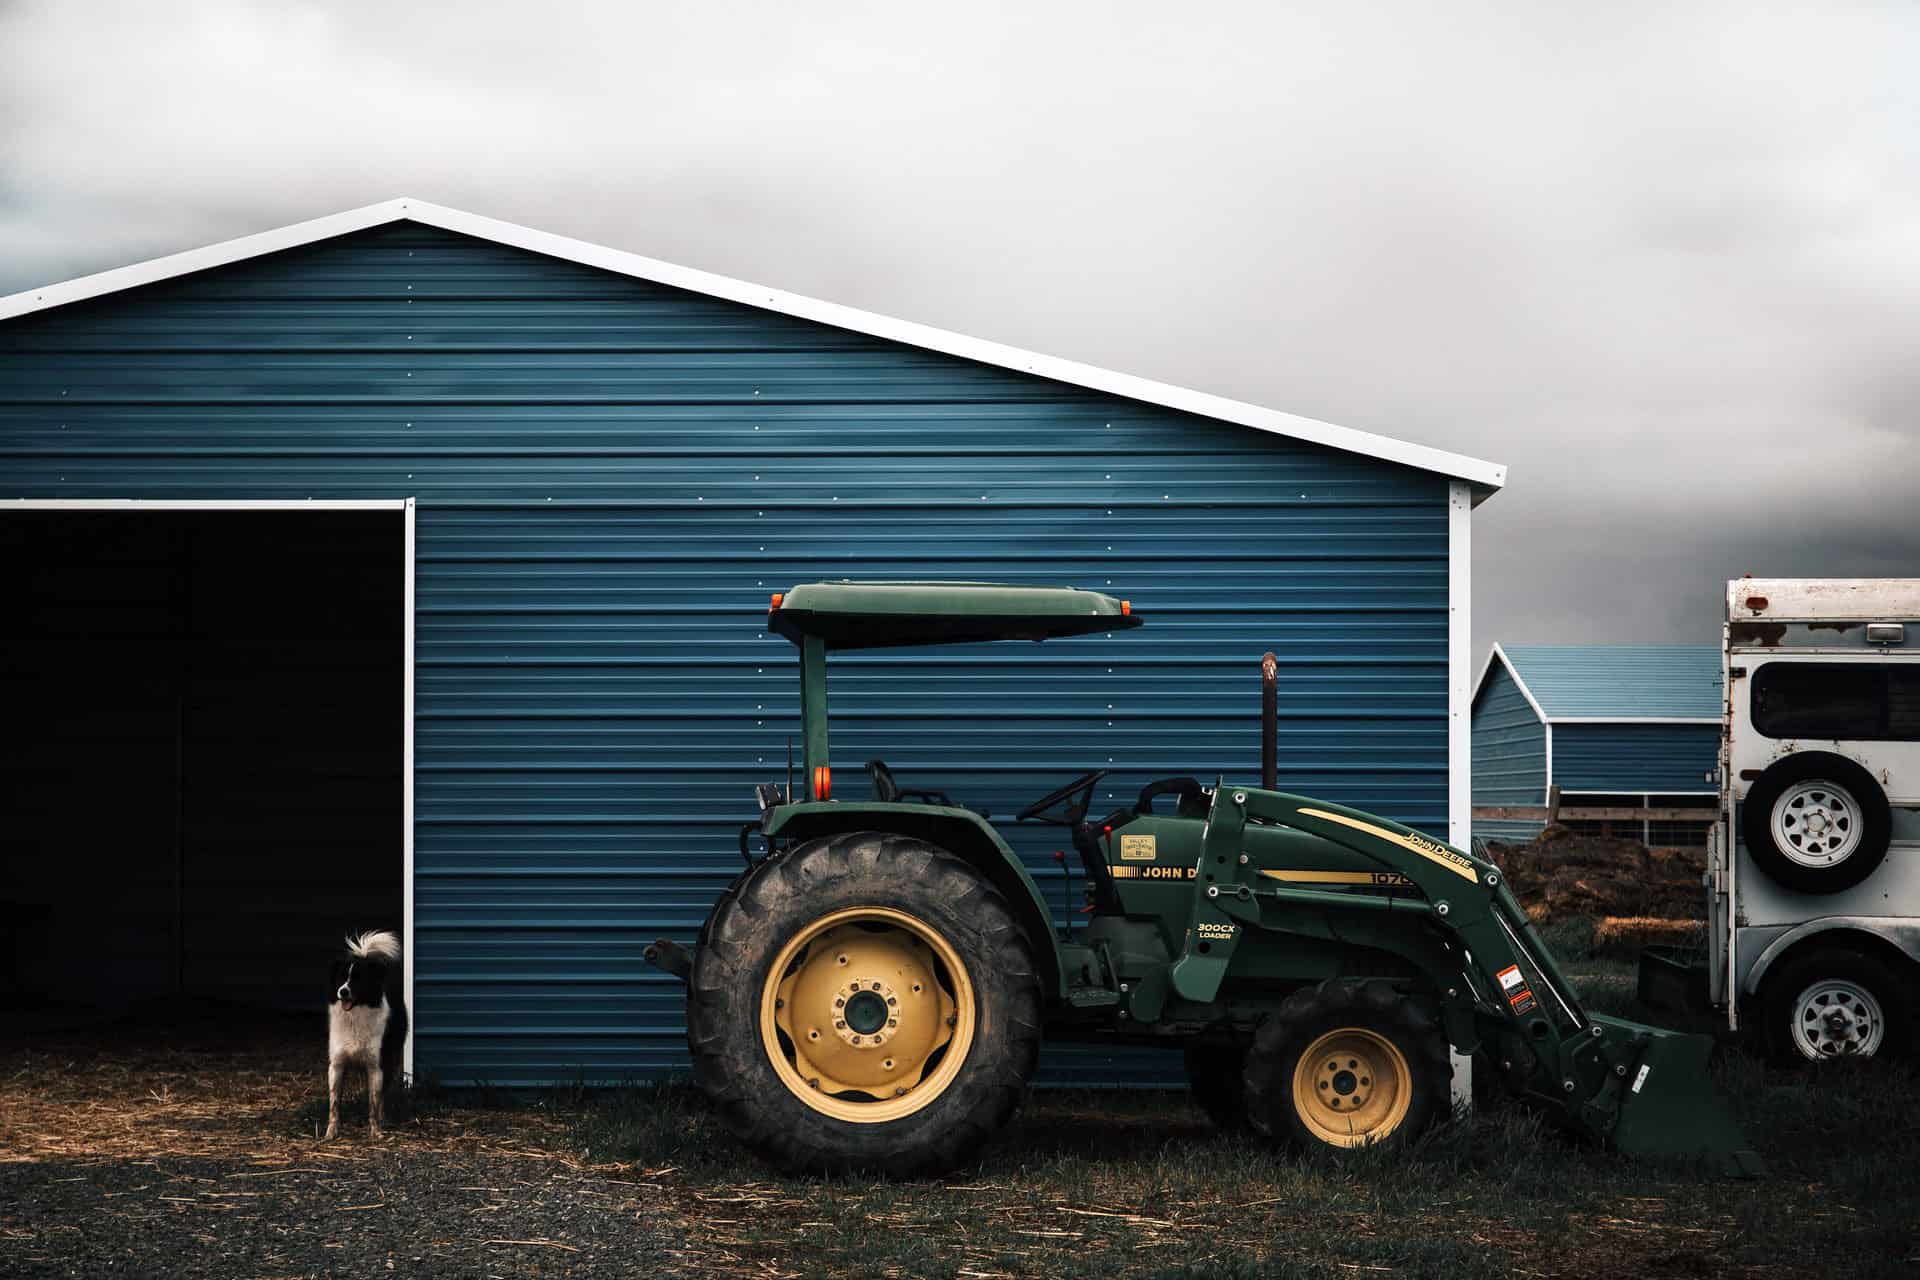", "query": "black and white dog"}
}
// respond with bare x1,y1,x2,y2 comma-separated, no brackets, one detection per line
326,930,408,1140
